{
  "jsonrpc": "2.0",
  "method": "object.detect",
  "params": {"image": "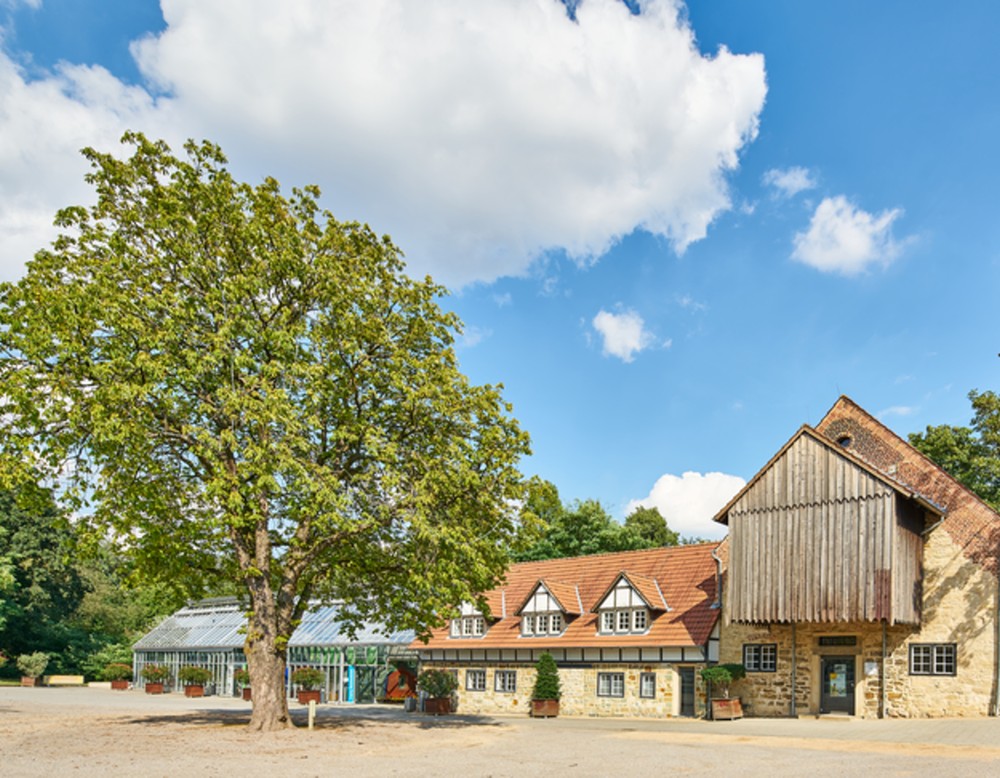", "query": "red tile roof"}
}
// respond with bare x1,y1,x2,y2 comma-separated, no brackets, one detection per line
513,579,583,616
412,543,720,650
816,396,1000,577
